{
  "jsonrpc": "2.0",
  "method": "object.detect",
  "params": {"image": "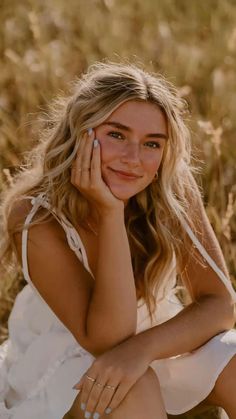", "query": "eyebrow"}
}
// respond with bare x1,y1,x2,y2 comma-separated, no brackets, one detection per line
100,121,168,140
